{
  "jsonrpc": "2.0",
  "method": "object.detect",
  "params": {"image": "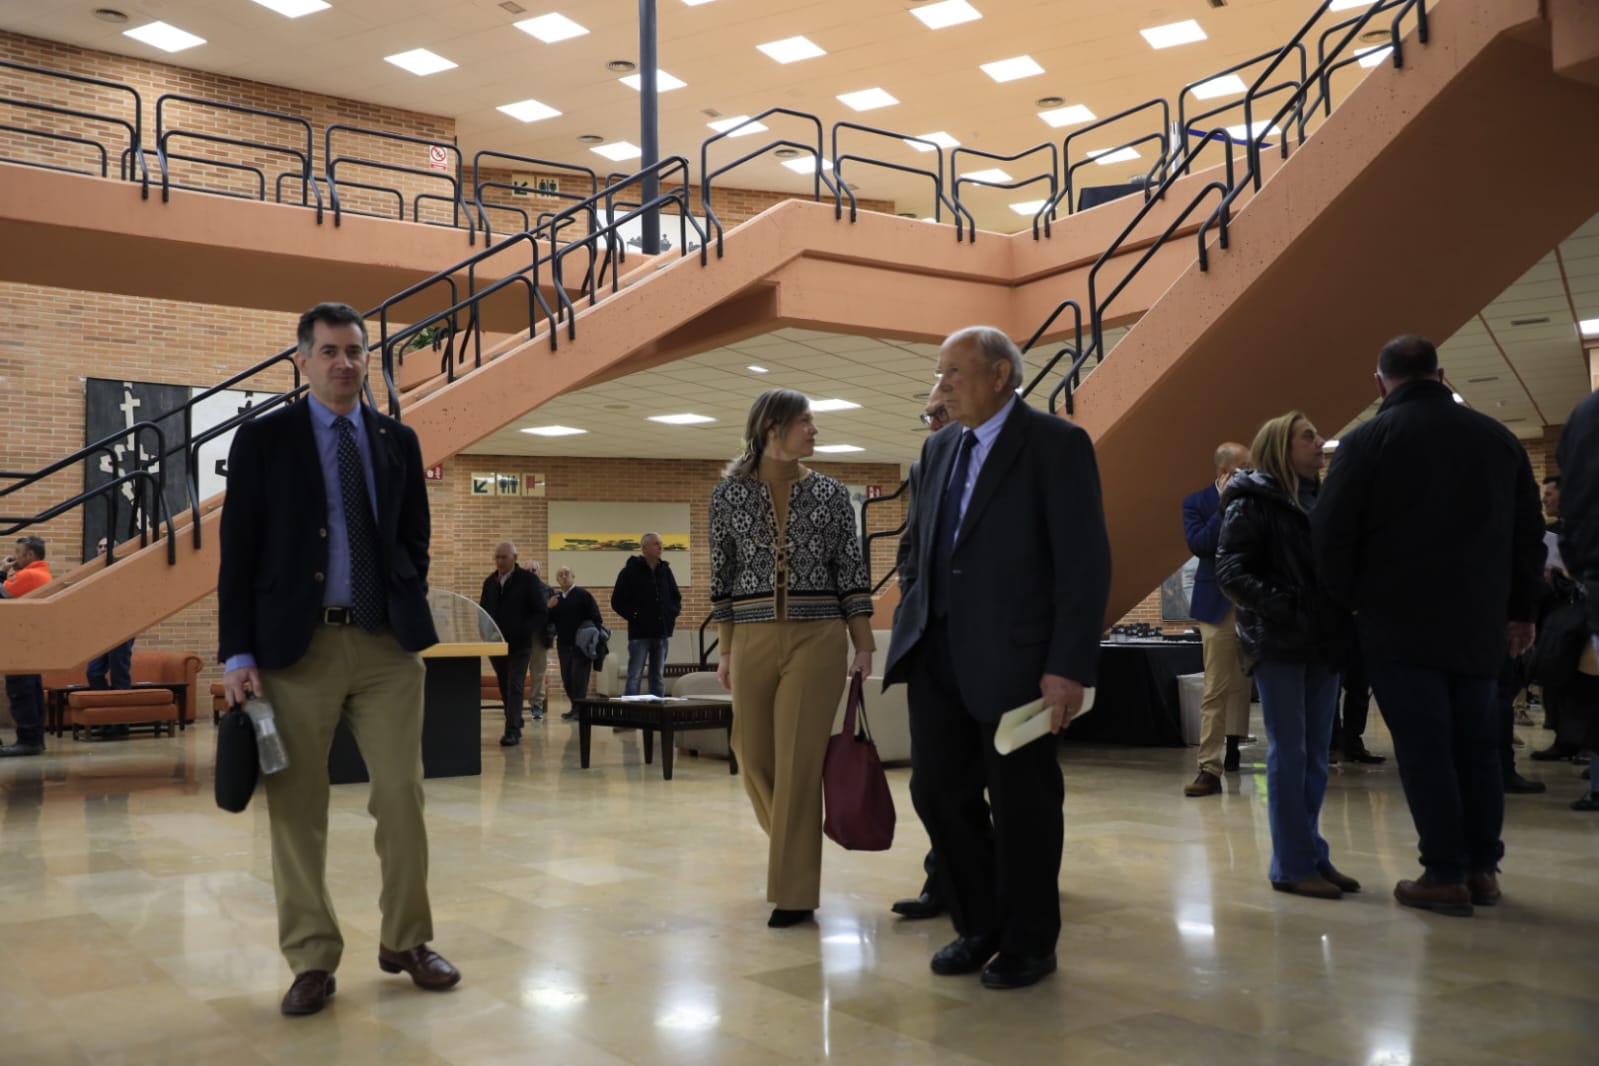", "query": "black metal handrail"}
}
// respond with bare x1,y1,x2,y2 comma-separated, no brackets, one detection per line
324,124,474,241
471,149,600,243
949,143,1059,241
701,107,832,260
829,122,962,237
1061,99,1169,215
1173,44,1308,181
1018,299,1084,401
697,610,718,667
0,57,149,196
154,94,321,217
